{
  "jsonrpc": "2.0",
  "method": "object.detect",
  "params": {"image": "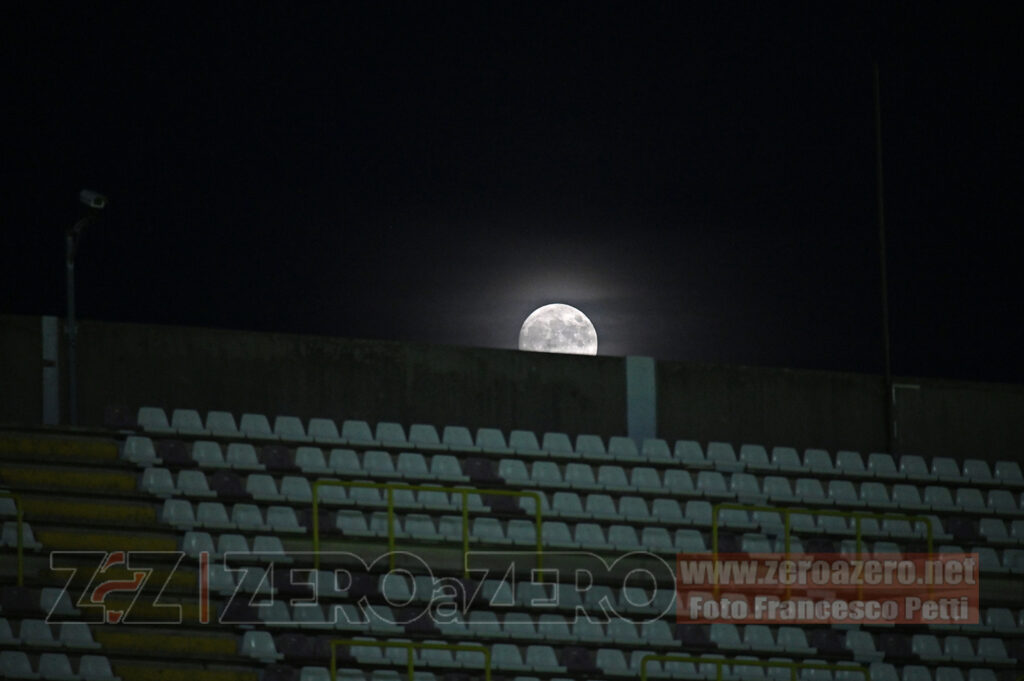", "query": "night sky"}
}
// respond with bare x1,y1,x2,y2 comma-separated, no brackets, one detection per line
4,3,1022,383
